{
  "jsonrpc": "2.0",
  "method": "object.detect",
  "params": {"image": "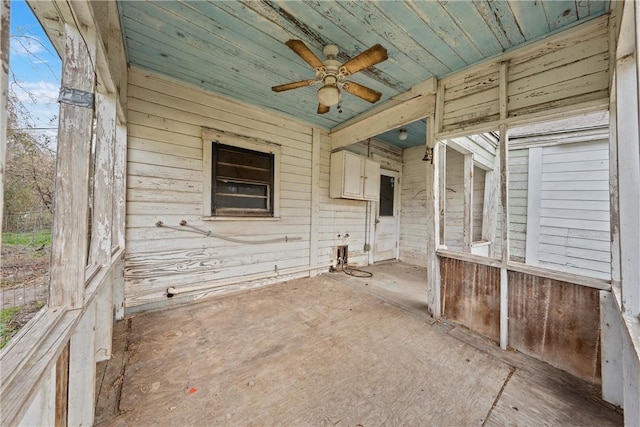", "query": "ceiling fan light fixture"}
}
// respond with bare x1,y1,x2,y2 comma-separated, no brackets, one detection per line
398,128,408,141
317,84,341,106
